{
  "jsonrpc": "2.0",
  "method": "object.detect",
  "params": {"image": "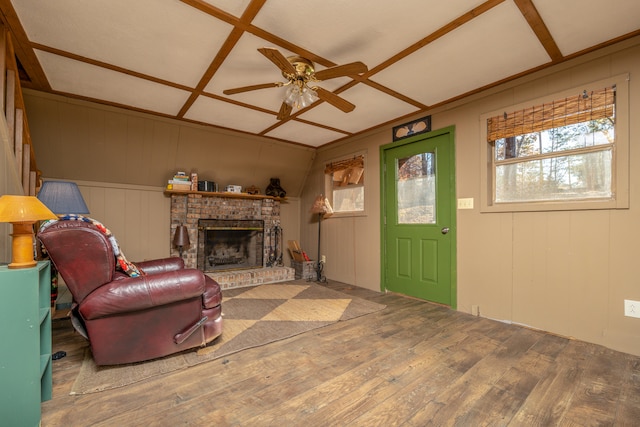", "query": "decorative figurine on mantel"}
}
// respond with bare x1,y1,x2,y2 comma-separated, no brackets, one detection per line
245,185,261,195
265,177,286,198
